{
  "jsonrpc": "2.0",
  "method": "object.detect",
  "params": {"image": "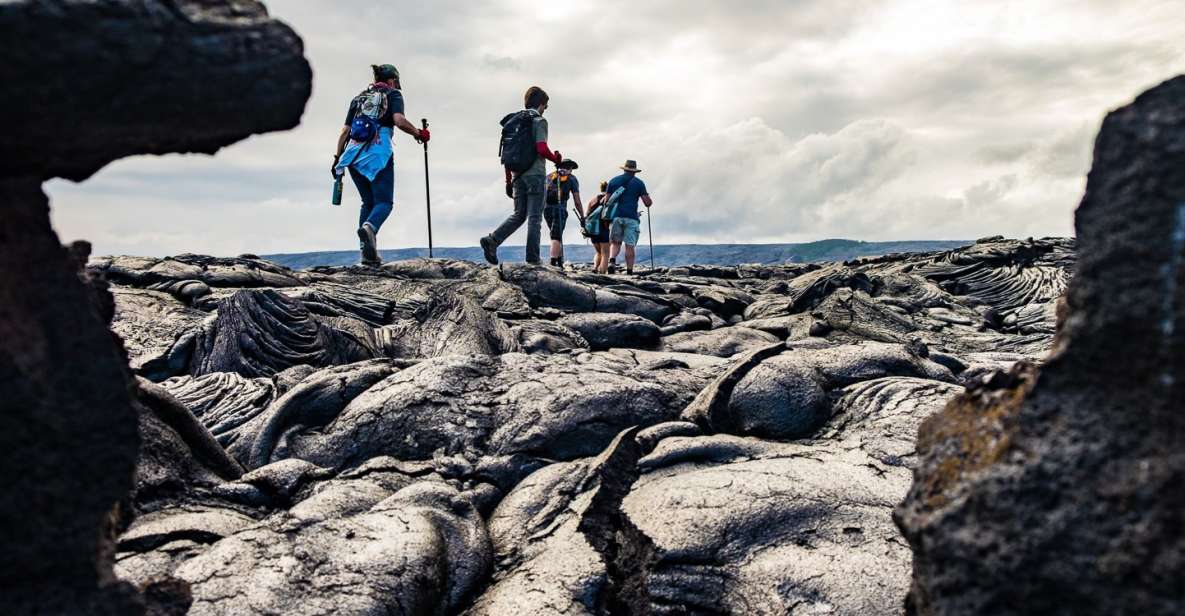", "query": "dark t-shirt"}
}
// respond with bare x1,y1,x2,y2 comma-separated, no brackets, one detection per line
344,88,405,128
606,173,649,220
548,173,580,204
